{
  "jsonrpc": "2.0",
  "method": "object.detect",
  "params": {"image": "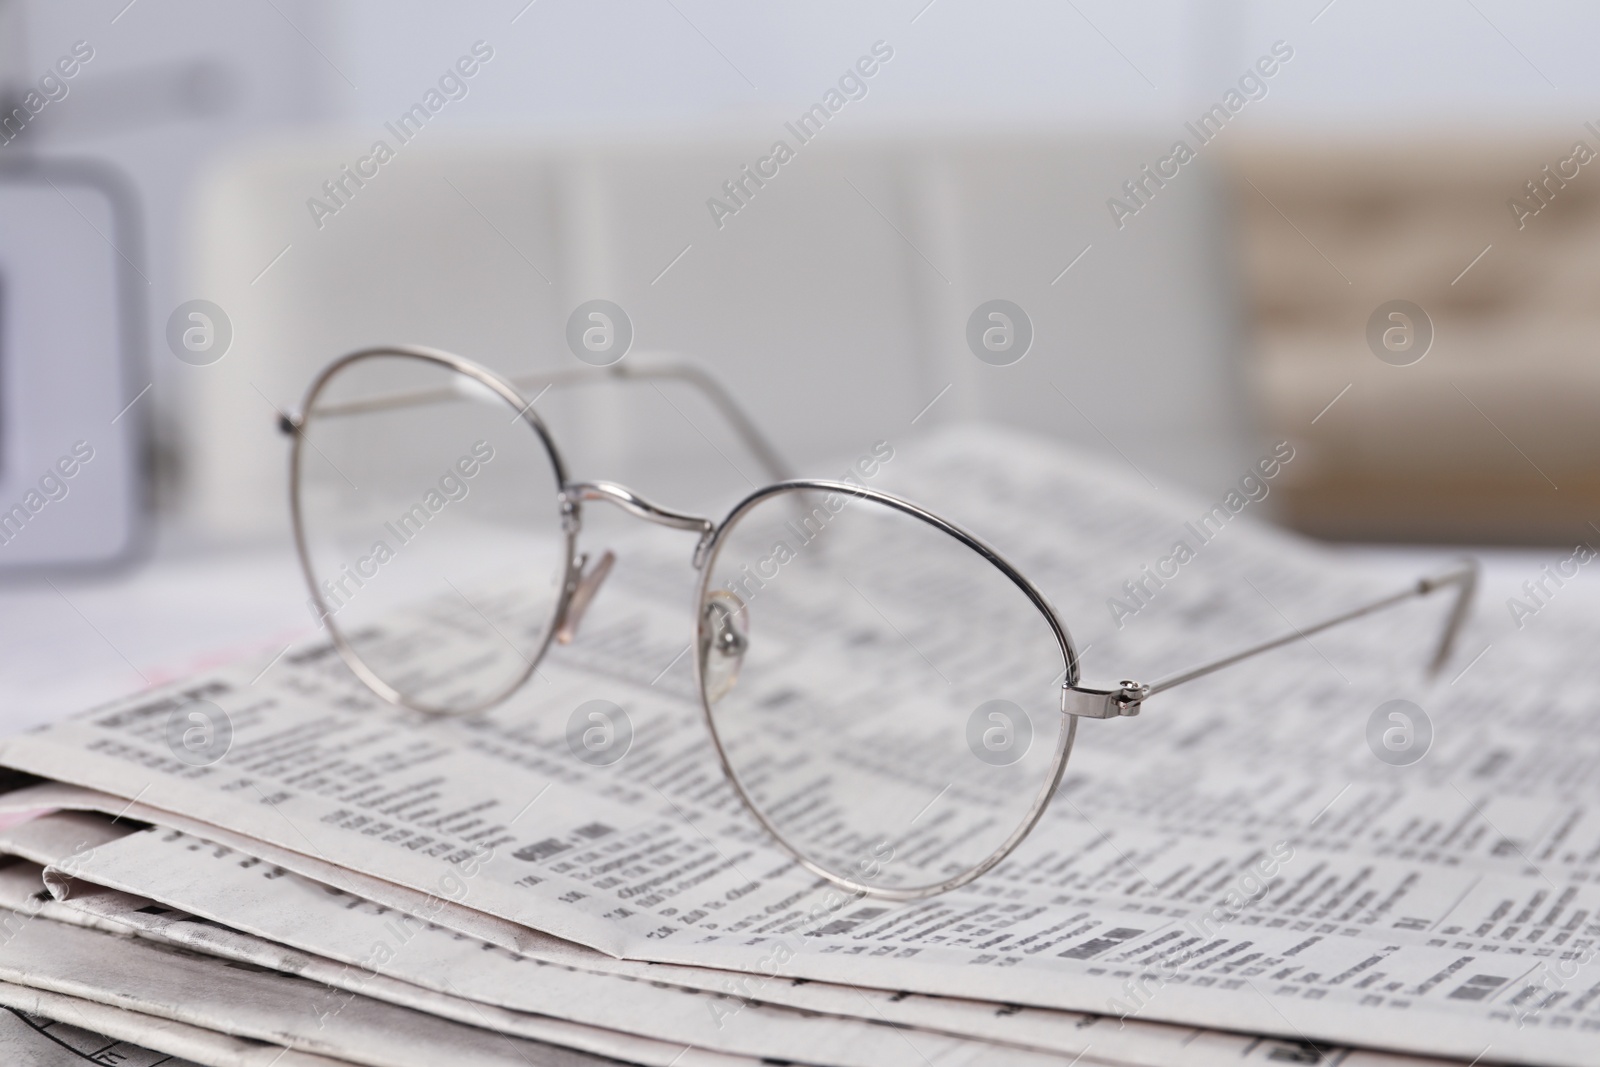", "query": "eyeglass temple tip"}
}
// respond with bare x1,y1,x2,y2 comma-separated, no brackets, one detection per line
1423,557,1481,678
1068,555,1485,718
